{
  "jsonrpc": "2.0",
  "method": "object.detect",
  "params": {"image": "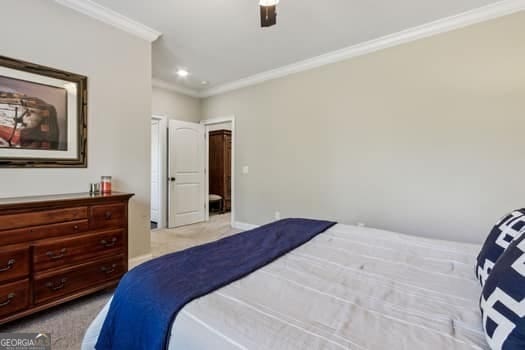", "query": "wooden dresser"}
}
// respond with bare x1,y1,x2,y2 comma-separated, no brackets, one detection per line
209,129,232,212
0,192,133,325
